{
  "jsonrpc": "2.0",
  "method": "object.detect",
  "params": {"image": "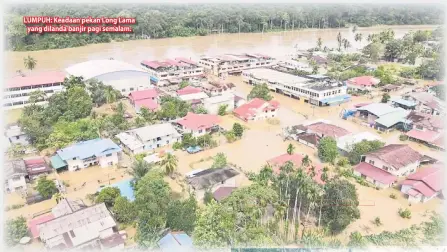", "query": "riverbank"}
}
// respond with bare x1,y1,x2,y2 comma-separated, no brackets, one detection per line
6,25,437,76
